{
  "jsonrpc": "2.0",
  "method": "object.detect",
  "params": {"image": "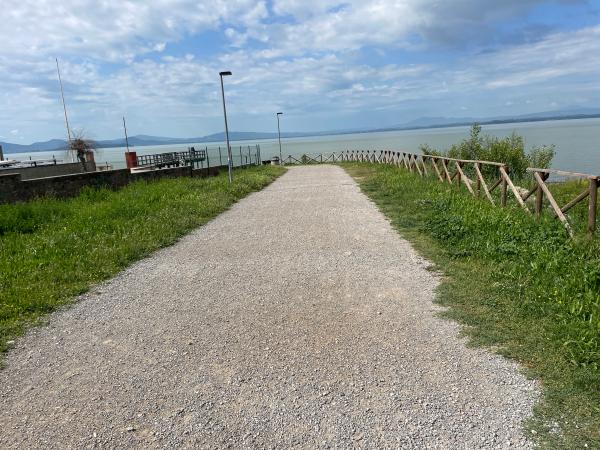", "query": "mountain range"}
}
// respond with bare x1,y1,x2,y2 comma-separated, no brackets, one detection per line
2,108,600,154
